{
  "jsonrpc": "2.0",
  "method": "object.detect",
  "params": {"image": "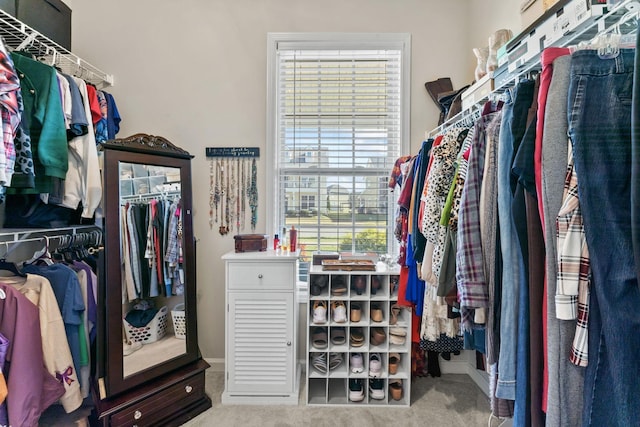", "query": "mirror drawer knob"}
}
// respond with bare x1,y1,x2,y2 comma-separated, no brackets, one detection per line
185,385,193,393
258,274,263,279
134,410,142,420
